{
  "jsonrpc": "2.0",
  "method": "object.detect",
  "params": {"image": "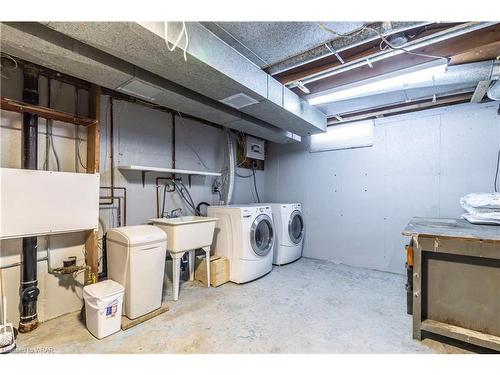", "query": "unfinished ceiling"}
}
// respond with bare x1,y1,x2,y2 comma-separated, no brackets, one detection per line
200,22,366,69
1,20,499,135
